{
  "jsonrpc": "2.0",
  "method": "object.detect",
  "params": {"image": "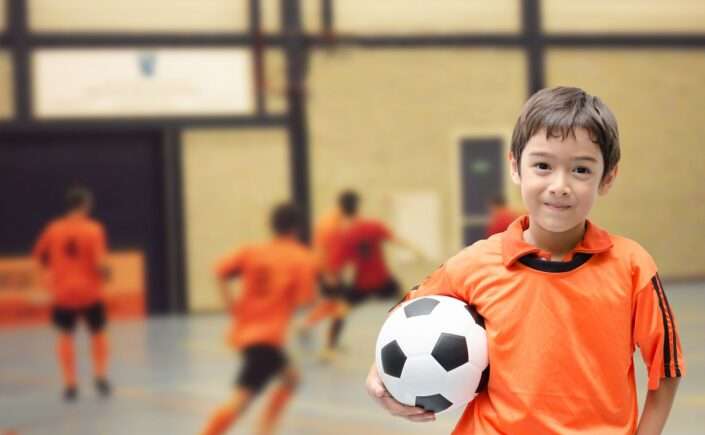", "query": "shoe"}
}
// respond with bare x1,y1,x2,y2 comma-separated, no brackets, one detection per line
95,378,112,397
63,386,78,402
